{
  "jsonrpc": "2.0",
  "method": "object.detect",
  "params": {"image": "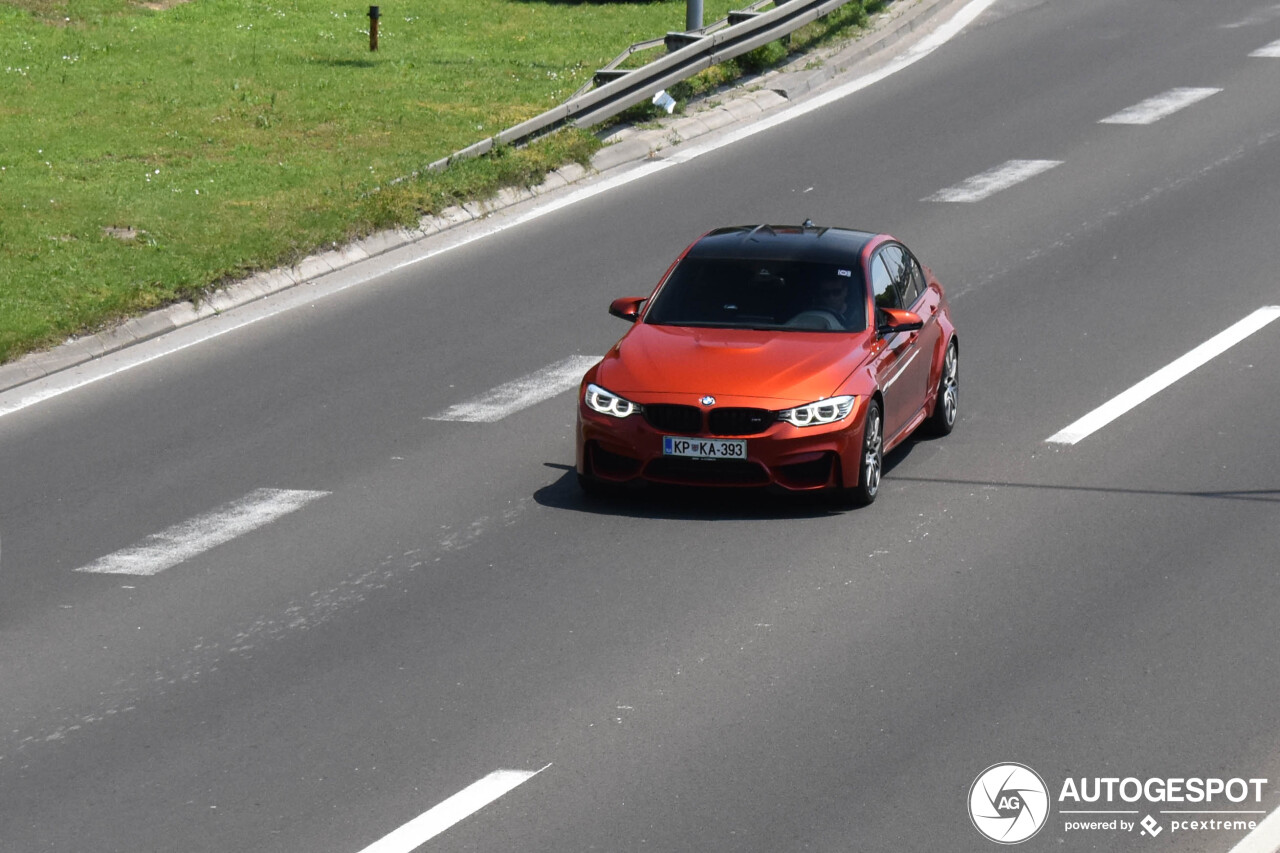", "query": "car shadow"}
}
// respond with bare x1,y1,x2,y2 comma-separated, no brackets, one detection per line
534,444,914,520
